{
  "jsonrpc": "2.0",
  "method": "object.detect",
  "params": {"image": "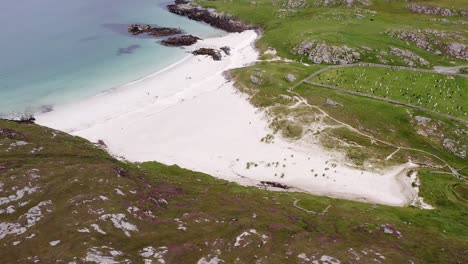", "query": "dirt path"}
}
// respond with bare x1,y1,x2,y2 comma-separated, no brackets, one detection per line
287,90,466,181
